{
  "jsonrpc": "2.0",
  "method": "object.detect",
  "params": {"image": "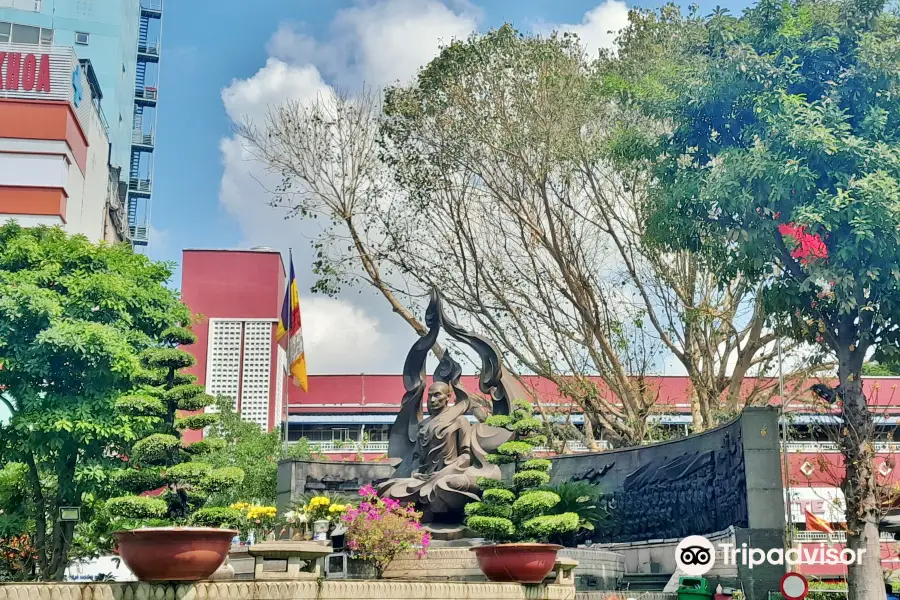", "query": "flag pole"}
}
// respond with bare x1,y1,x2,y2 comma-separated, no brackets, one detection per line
283,248,292,455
